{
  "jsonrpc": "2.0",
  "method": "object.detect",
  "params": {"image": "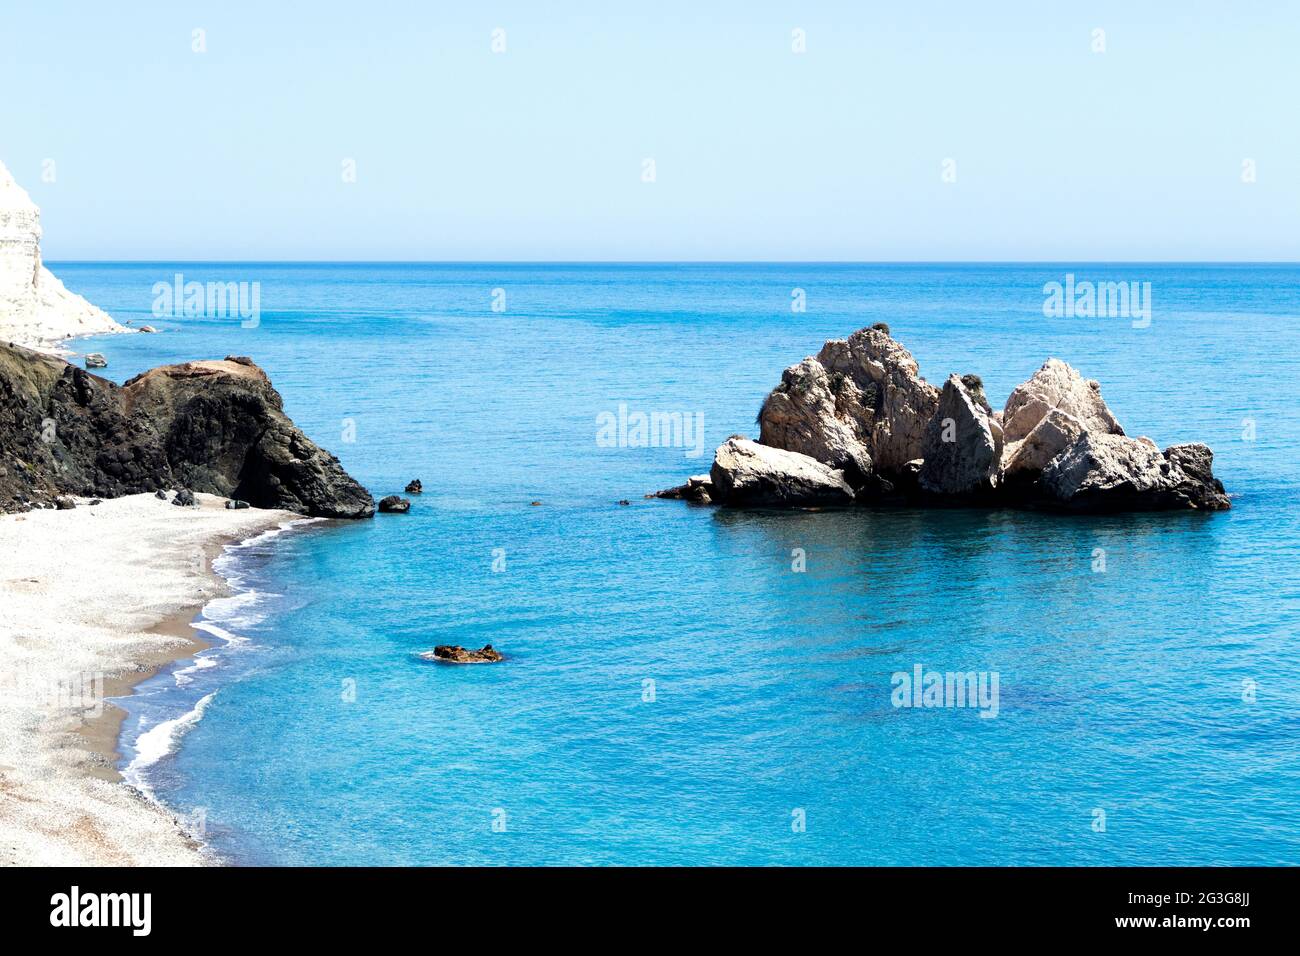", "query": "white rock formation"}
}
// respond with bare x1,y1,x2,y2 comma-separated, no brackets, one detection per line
1002,358,1123,444
1002,406,1085,478
1041,432,1230,511
757,325,940,480
0,160,125,352
709,437,855,506
919,374,1004,497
